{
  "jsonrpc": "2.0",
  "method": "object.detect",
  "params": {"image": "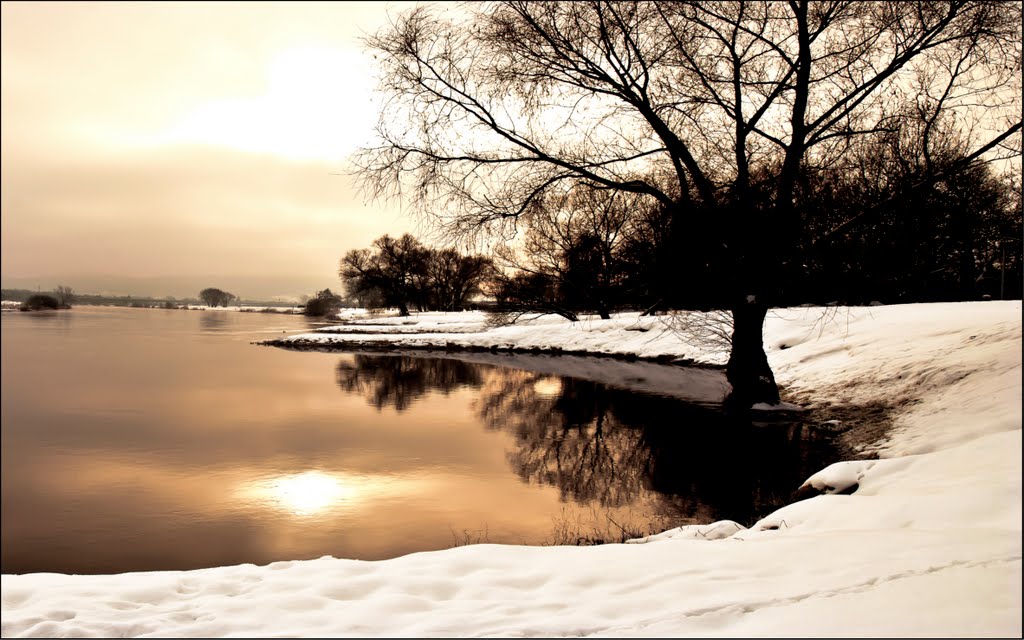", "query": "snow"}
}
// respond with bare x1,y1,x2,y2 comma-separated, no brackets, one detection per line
184,304,305,314
282,310,722,362
751,400,806,411
2,301,1021,638
798,460,875,494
